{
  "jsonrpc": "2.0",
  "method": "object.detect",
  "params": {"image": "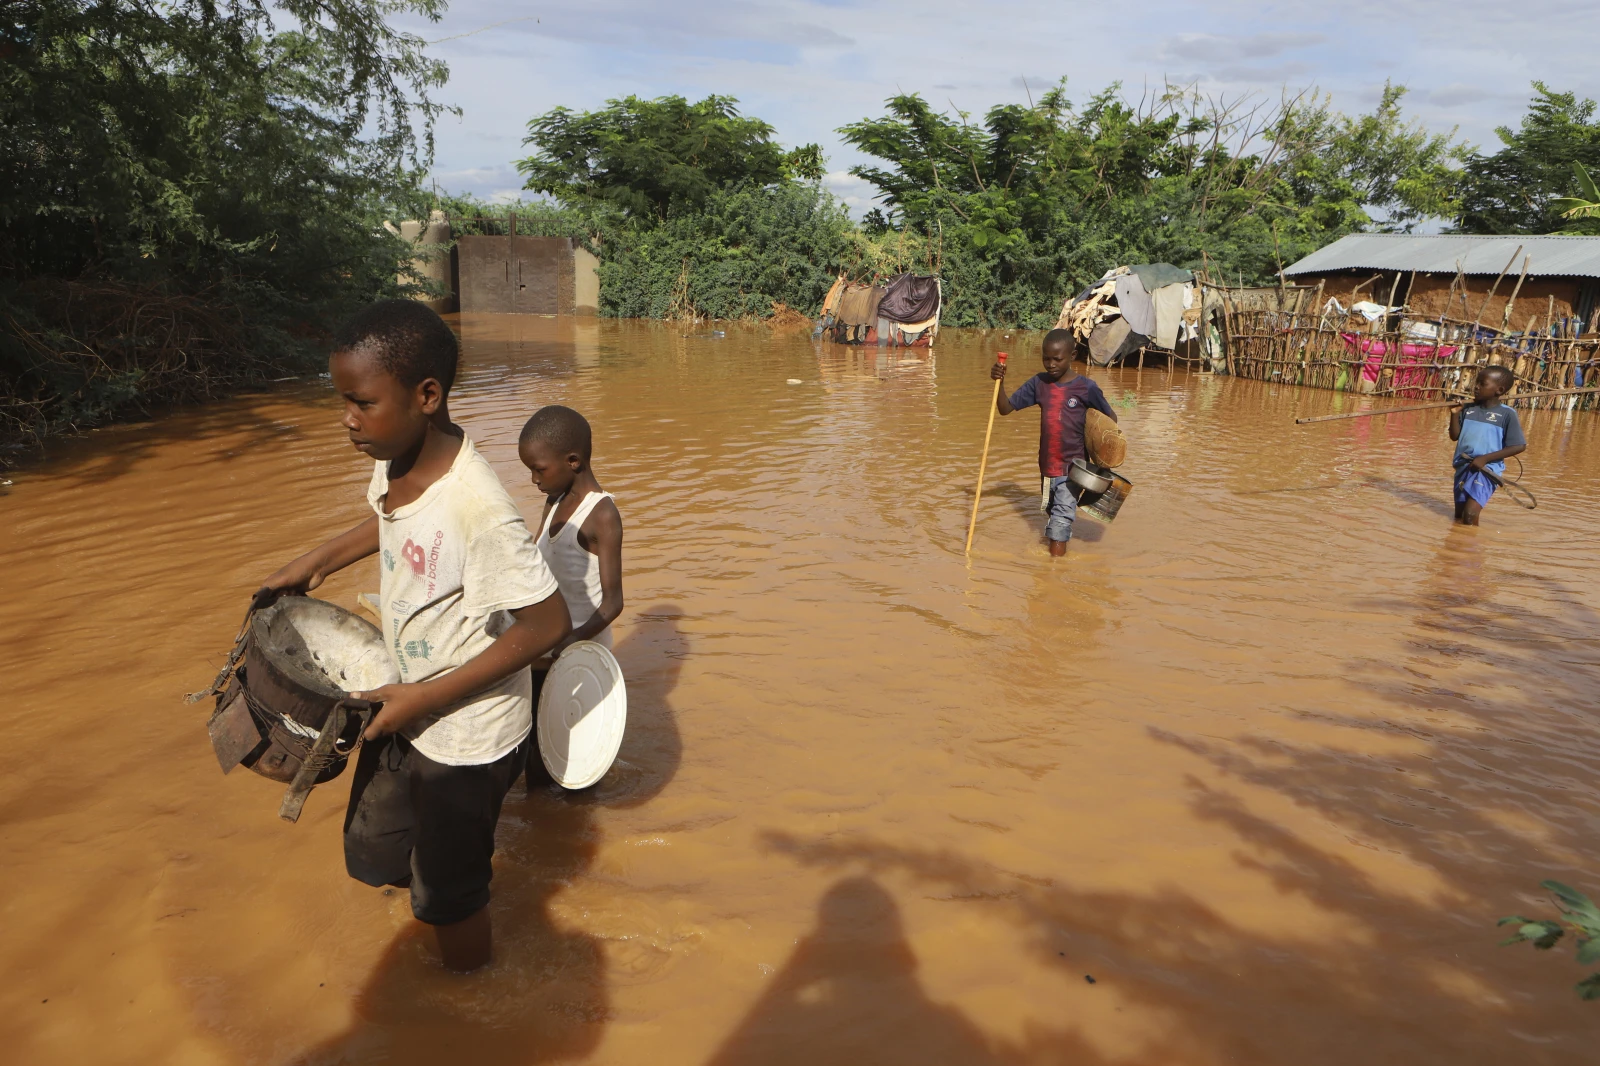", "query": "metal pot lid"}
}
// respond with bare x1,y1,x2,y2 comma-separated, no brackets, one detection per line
538,641,628,790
